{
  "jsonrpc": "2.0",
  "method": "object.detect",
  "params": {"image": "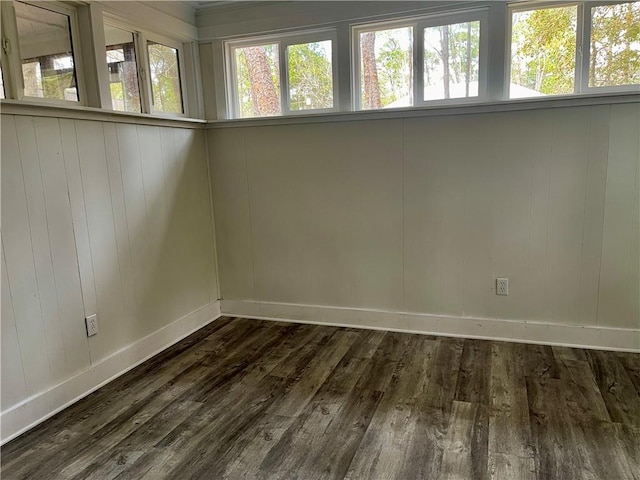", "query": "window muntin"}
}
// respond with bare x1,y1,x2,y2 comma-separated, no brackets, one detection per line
510,4,578,99
358,26,414,109
287,40,333,111
588,2,640,88
15,1,79,102
147,40,183,114
424,20,480,101
233,43,281,118
104,24,141,113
